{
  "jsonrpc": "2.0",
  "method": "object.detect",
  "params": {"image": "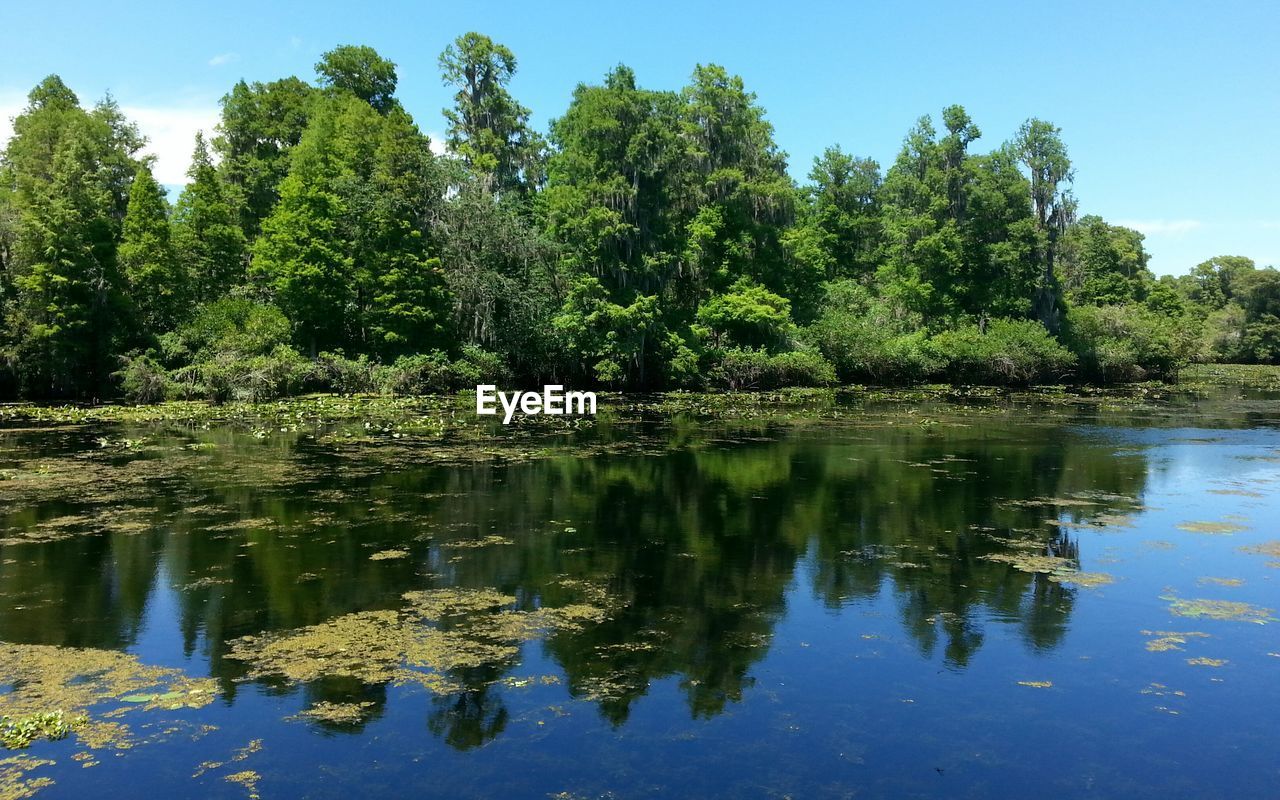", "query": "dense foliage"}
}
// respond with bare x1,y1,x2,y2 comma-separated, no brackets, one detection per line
1,37,1274,402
